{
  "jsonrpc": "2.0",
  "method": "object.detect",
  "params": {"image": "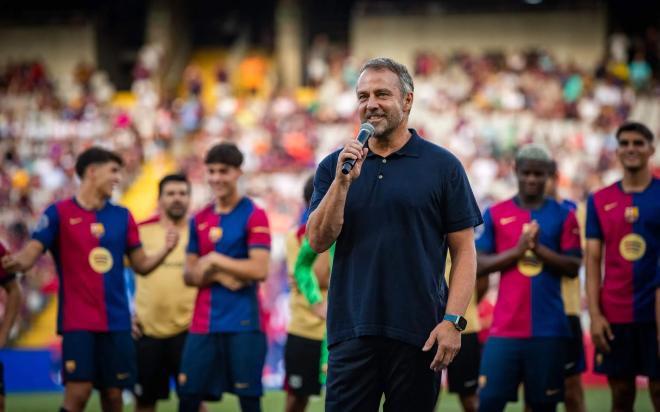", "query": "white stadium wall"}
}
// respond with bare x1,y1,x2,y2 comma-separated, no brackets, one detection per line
0,24,97,87
351,10,606,69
